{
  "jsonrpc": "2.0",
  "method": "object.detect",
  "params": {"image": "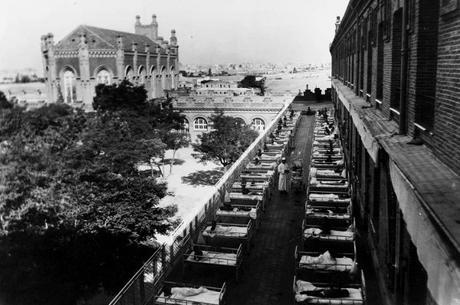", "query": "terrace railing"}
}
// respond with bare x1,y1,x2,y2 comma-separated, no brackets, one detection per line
108,96,294,305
